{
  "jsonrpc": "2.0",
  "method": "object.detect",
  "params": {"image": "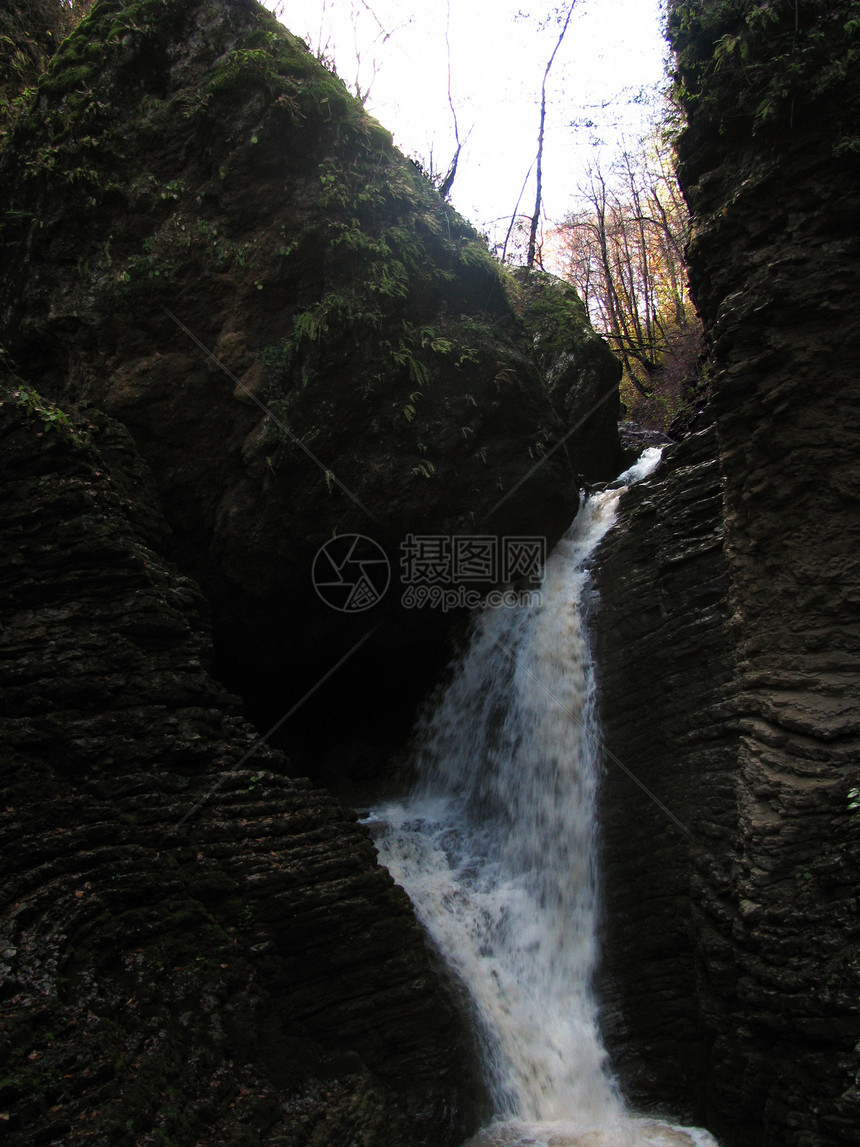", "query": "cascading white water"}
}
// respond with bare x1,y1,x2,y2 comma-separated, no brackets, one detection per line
365,449,719,1147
